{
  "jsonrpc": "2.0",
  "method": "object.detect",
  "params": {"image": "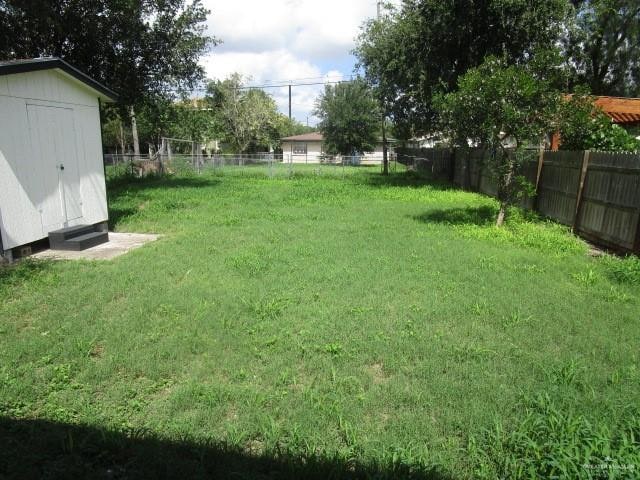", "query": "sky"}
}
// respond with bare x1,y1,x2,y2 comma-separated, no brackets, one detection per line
200,0,400,125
